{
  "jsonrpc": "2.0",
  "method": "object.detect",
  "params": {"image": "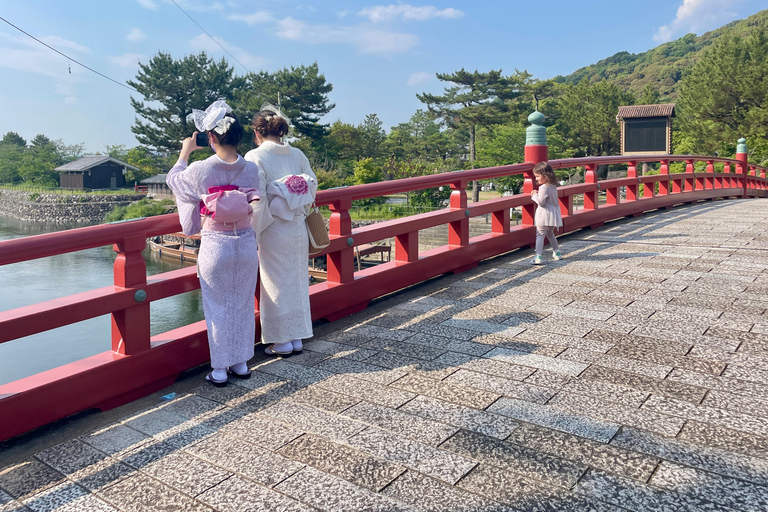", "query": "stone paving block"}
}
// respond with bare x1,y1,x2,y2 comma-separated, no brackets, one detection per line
667,367,768,399
579,365,706,403
642,394,768,437
677,420,768,460
559,376,650,408
344,324,415,342
443,369,555,404
522,368,573,389
453,463,562,512
359,339,446,361
701,389,768,418
431,351,536,381
276,434,405,492
275,466,414,512
394,296,456,313
440,429,588,488
650,461,768,512
35,440,133,493
707,326,768,344
341,401,458,446
398,332,492,356
363,352,460,380
316,374,417,408
121,407,190,437
213,410,303,448
191,380,262,408
253,360,334,385
549,391,685,437
390,373,500,409
612,427,768,486
313,357,409,385
141,451,231,496
0,490,28,512
197,475,315,512
78,424,151,457
471,333,564,357
399,395,519,440
159,394,224,420
441,318,527,337
487,397,619,443
607,345,725,375
23,482,117,512
347,427,477,484
259,399,368,442
398,321,484,341
185,433,303,487
304,338,378,361
285,384,361,414
381,470,502,512
577,469,738,512
485,347,588,376
722,364,768,385
516,330,615,354
507,424,658,482
0,460,66,501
